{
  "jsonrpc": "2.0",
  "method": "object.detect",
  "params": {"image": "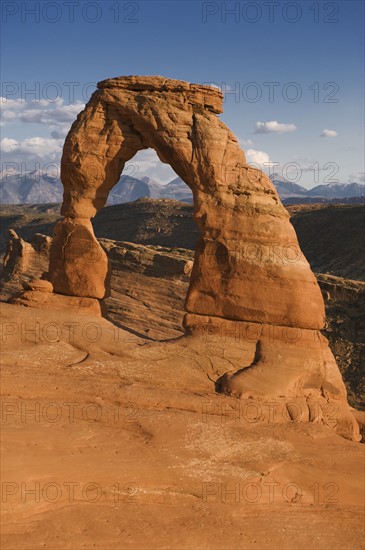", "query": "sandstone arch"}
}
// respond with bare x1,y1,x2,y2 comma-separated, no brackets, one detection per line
49,76,323,329
47,76,360,440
